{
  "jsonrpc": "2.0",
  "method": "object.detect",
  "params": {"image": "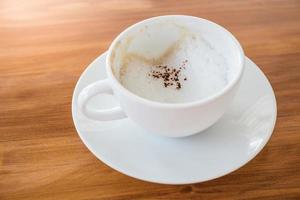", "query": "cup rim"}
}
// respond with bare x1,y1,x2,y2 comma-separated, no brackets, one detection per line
106,15,245,108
